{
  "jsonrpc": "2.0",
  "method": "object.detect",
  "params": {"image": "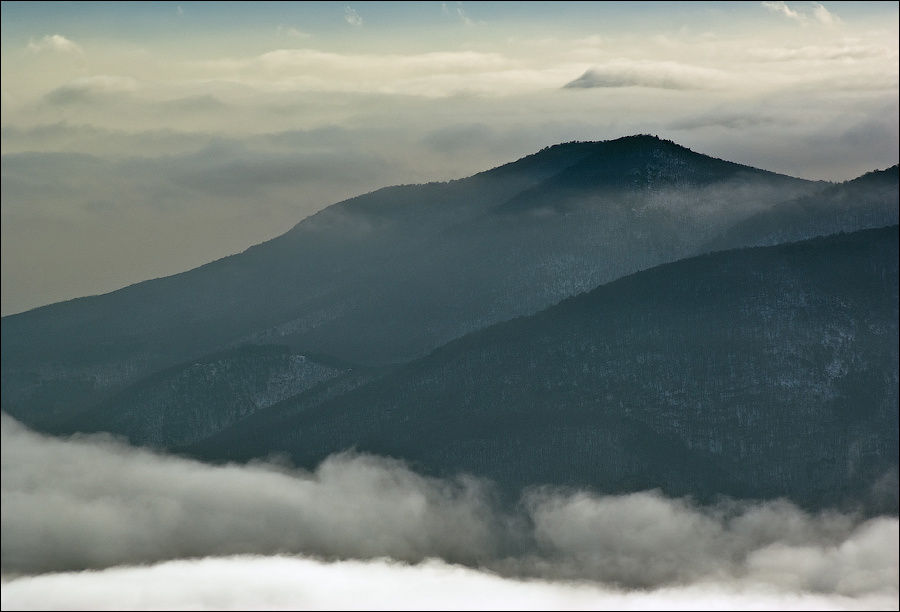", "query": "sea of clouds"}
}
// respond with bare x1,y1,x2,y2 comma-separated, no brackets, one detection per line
2,414,897,610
